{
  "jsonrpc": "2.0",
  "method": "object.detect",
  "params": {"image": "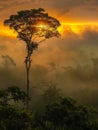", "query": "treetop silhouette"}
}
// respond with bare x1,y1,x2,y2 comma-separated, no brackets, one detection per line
4,8,60,44
4,8,61,108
